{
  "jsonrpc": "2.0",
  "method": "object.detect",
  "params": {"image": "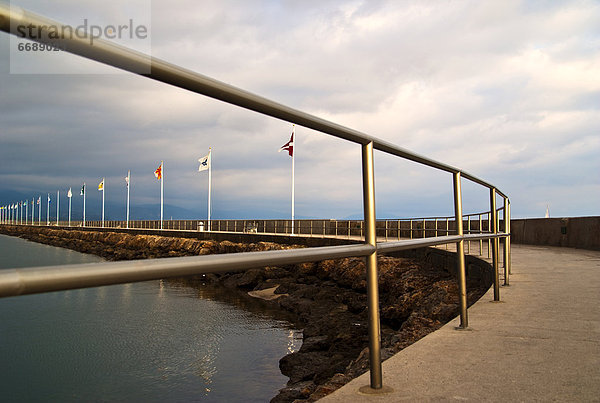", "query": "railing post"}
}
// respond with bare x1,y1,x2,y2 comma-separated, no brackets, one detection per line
445,217,449,250
467,215,471,254
487,214,491,259
361,141,383,390
503,198,510,285
490,188,500,301
479,214,483,256
507,200,512,275
453,172,468,328
385,220,388,241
